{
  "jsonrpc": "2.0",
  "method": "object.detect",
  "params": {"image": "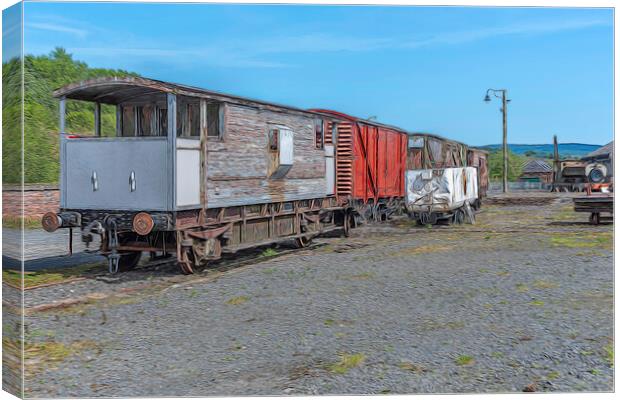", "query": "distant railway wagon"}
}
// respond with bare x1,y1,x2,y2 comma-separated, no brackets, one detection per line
467,148,489,198
42,77,351,274
311,110,408,223
406,132,488,202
